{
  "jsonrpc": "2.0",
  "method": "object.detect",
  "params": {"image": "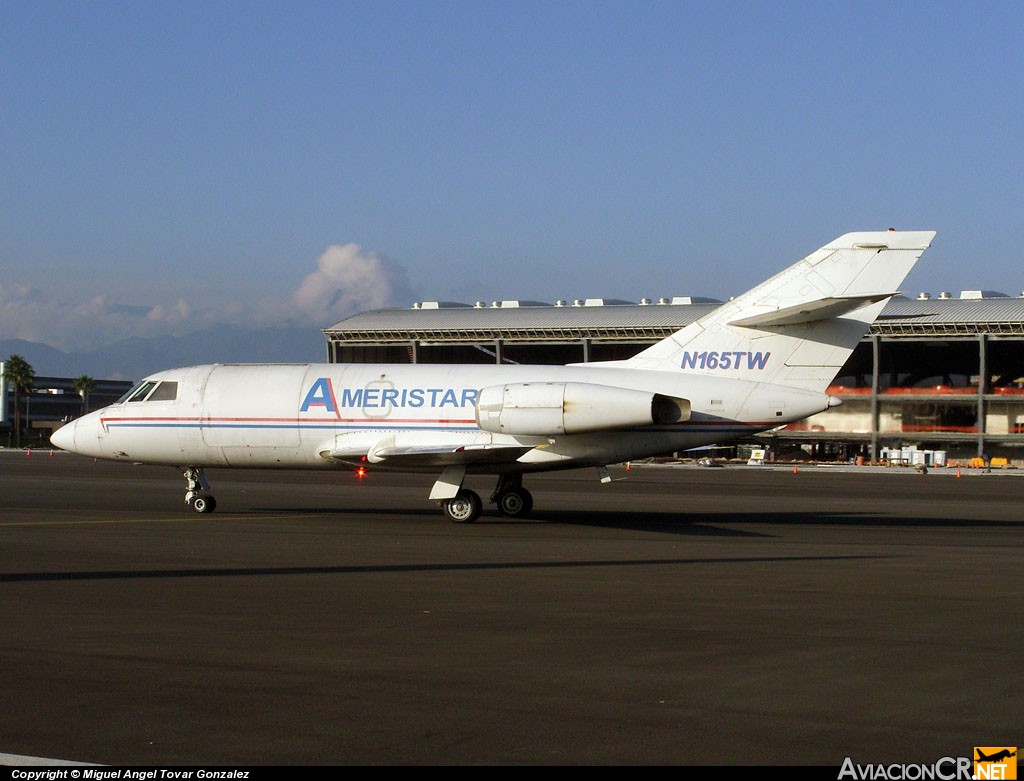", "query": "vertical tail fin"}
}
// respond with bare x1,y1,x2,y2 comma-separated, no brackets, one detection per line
621,230,936,391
